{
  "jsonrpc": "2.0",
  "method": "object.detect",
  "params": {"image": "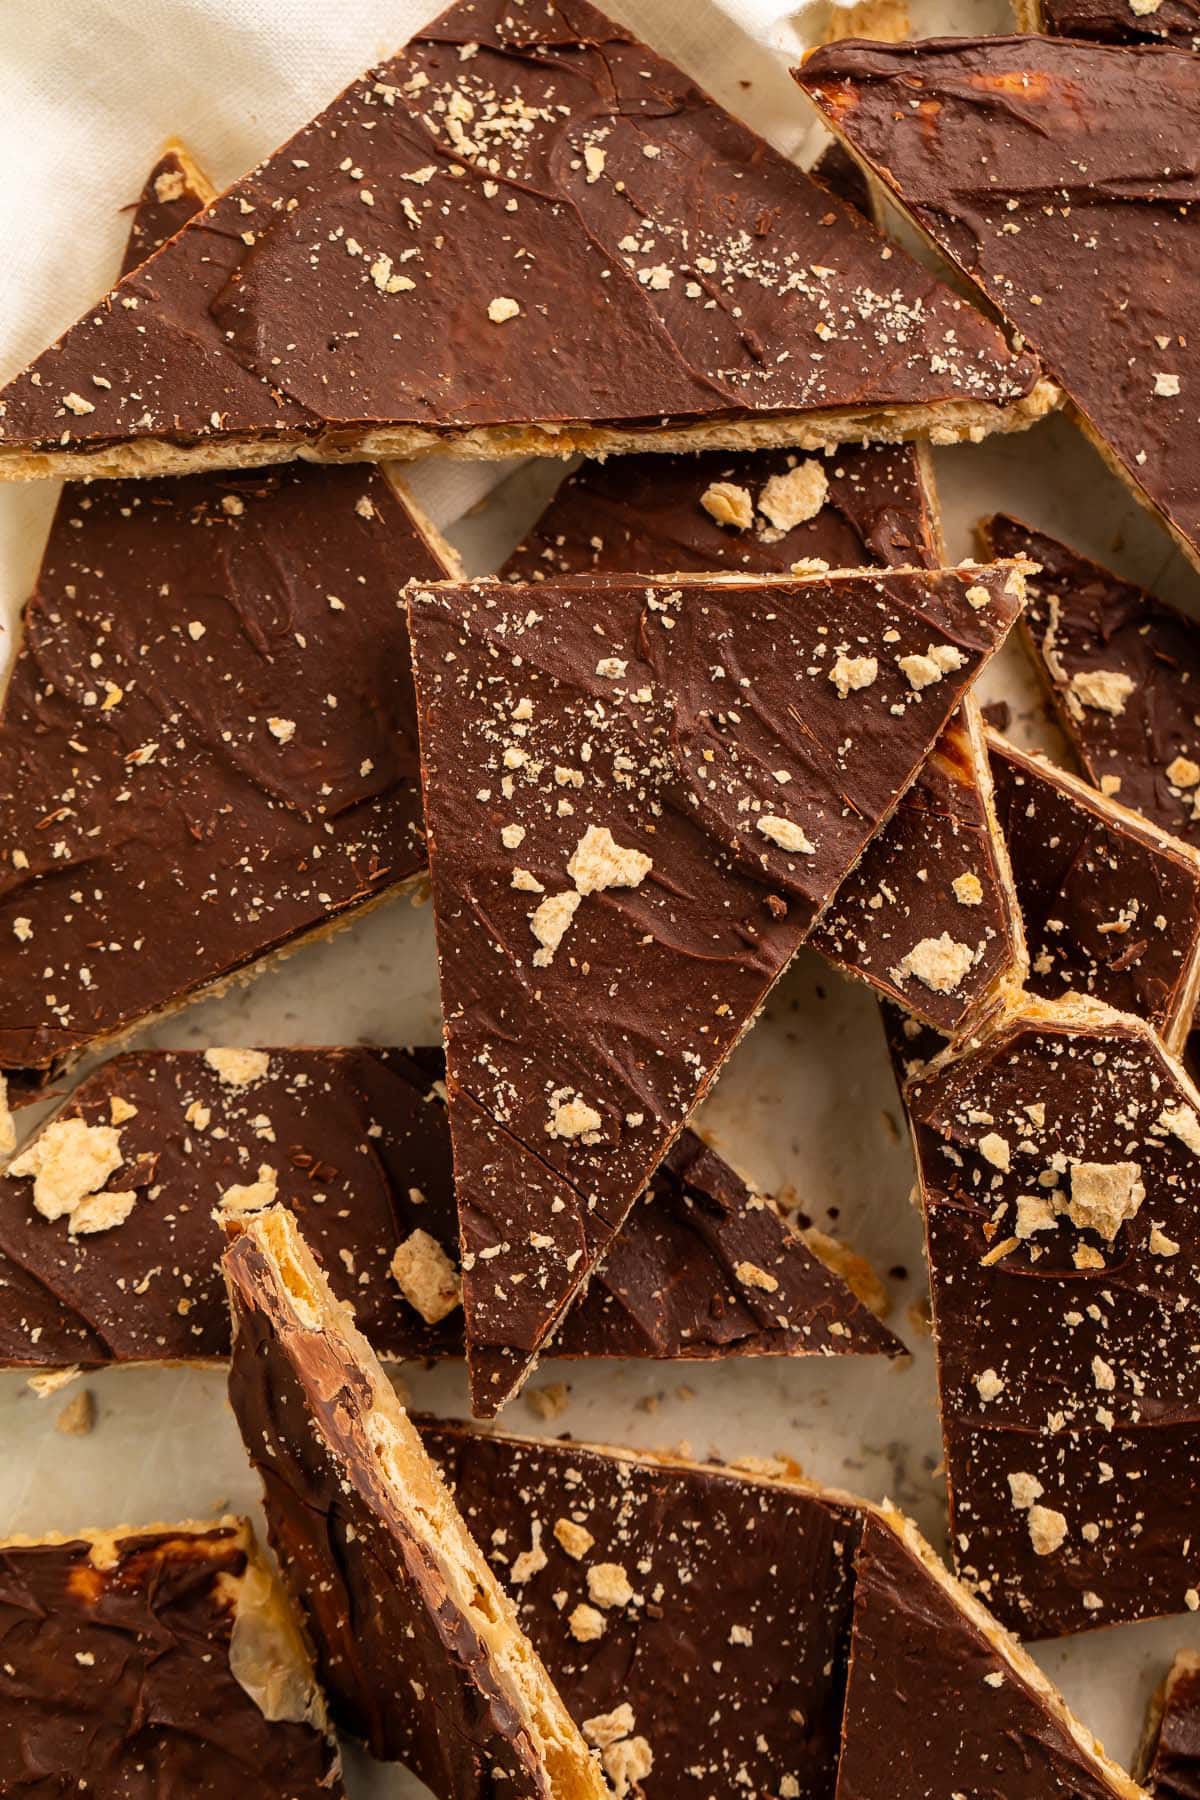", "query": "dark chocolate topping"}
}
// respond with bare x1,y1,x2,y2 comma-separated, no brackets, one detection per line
990,731,1200,1042
0,1,1042,476
797,35,1200,573
408,567,1021,1411
909,1004,1200,1636
118,149,210,278
1144,1656,1200,1799
0,1525,341,1795
834,1513,1129,1799
0,460,445,1095
225,1229,566,1791
989,514,1200,851
1037,0,1200,47
500,443,941,582
423,1423,861,1800
0,1046,896,1369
